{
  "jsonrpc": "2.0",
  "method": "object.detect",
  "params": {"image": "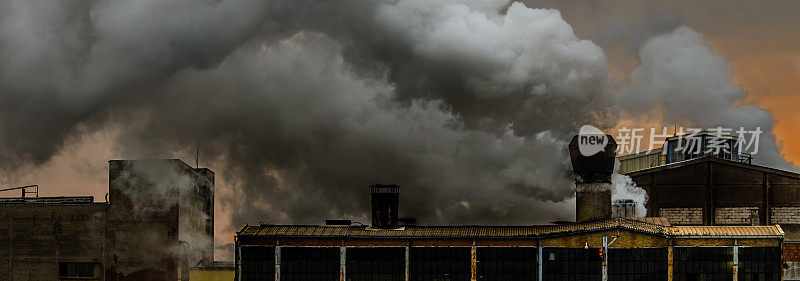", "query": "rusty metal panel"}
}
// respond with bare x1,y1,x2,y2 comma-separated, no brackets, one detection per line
412,239,474,247
344,239,407,247
404,246,409,281
470,245,477,281
712,163,764,184
768,174,800,185
473,239,538,247
651,185,708,205
339,246,345,281
631,174,651,185
652,162,708,185
714,185,764,204
770,185,800,204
